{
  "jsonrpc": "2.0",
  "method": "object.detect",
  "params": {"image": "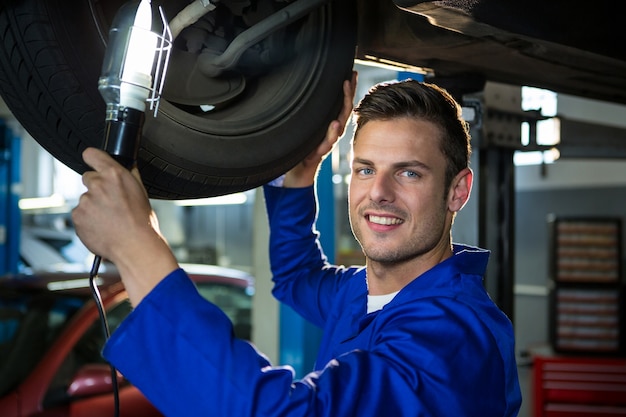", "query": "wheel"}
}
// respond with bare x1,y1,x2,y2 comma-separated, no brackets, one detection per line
0,0,356,199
